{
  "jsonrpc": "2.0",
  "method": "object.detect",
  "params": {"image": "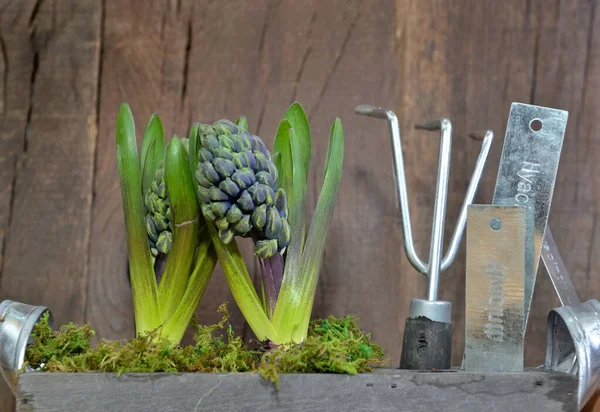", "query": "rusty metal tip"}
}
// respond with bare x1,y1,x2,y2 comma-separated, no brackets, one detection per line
468,130,493,141
414,119,442,131
354,104,389,119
